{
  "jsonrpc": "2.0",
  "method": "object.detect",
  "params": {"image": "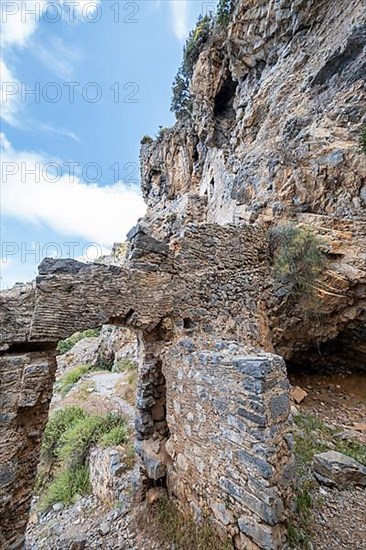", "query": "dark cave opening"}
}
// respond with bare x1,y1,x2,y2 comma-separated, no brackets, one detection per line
214,74,238,119
286,322,366,422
